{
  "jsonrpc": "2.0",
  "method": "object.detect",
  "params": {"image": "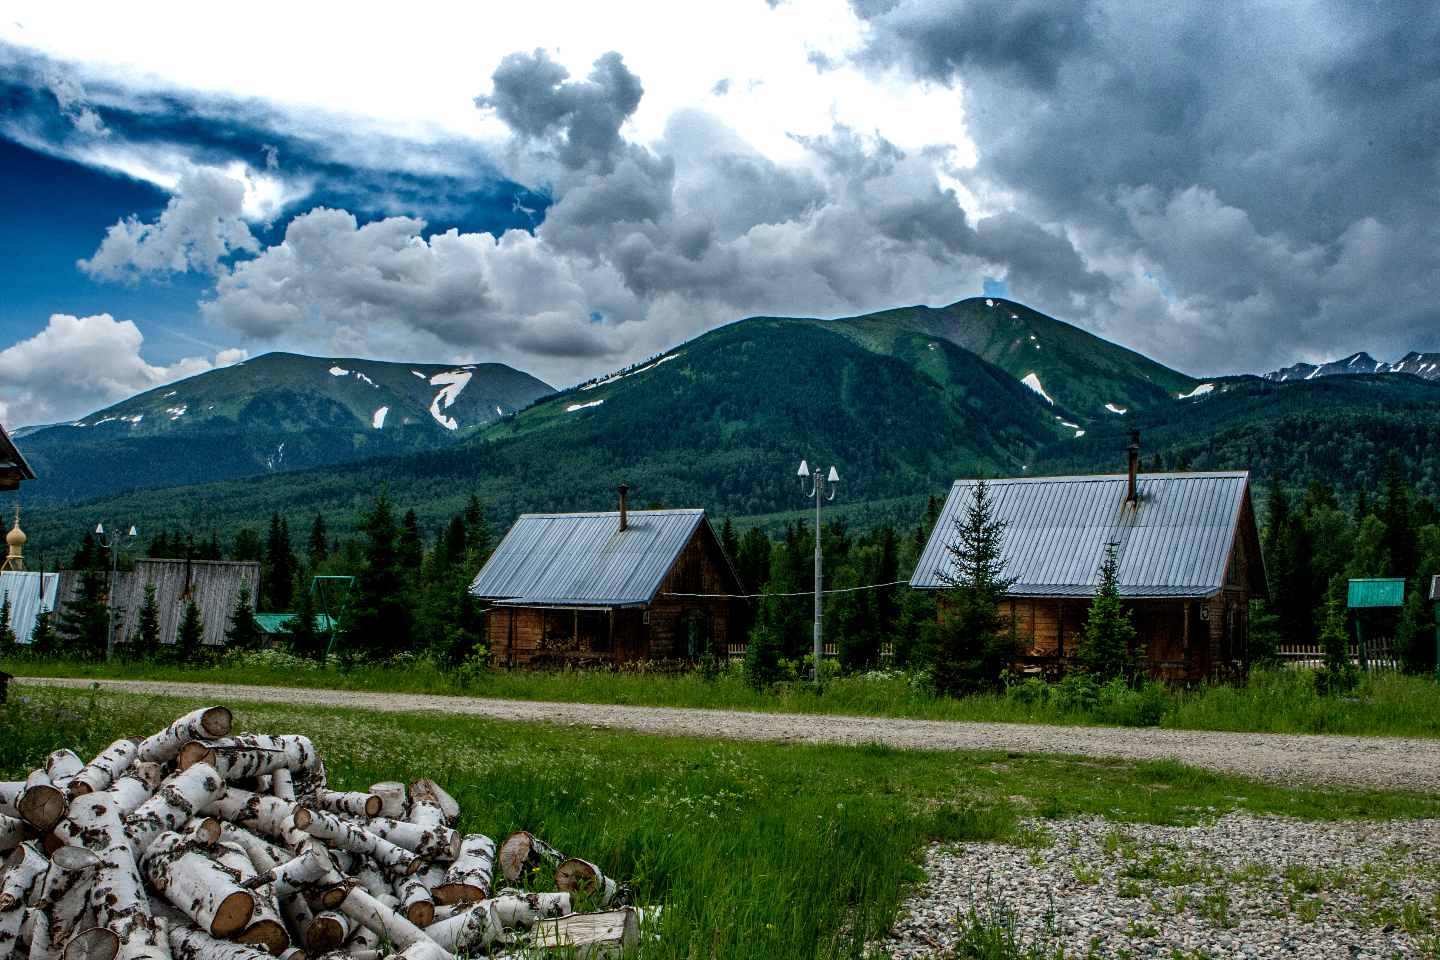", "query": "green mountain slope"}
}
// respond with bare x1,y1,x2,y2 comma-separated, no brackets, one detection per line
16,352,553,506
16,318,1065,551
